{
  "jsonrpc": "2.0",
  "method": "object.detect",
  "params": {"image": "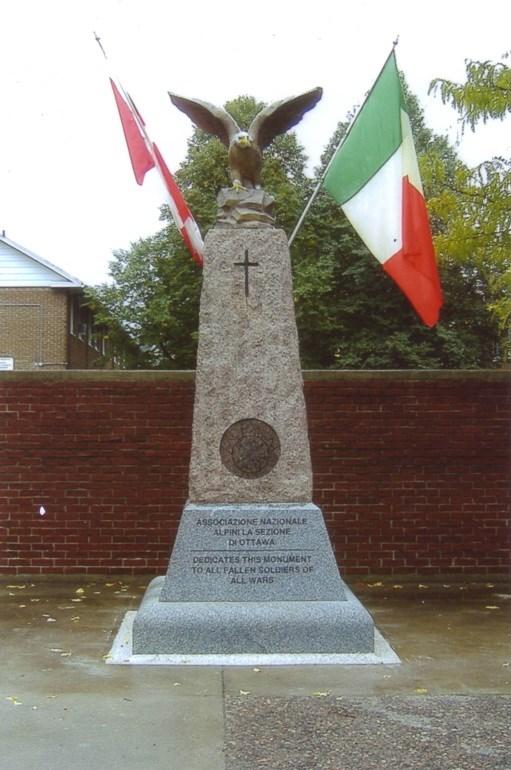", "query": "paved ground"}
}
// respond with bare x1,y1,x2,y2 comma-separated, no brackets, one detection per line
1,575,510,769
